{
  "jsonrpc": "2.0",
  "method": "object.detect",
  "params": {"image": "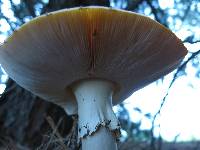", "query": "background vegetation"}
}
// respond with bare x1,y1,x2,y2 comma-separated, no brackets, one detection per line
0,0,200,149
